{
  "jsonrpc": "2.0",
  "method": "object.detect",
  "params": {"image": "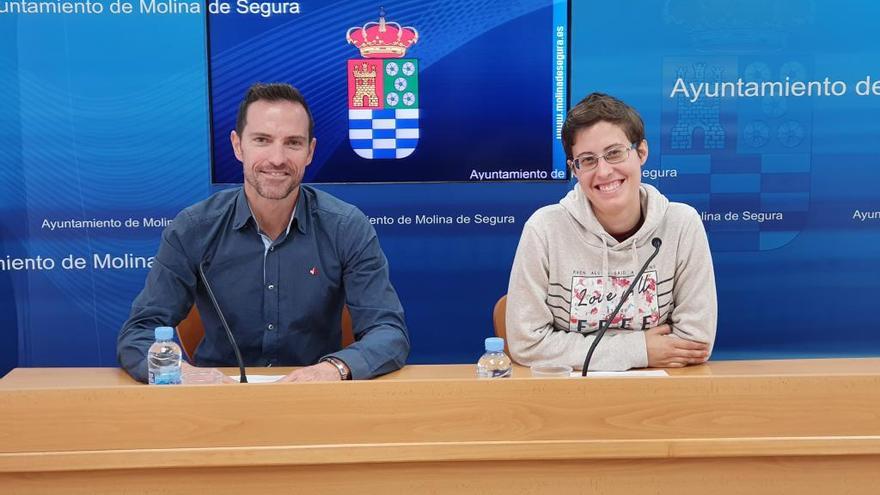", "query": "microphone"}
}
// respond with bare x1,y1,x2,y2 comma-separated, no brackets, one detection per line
581,237,662,376
198,261,248,383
